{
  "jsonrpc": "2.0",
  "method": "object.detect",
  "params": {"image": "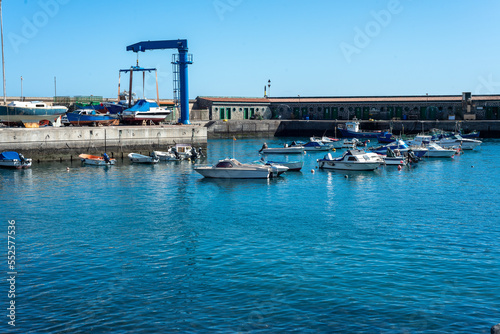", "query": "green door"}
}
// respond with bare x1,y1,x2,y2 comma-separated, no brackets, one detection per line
227,108,232,120
363,107,369,120
250,108,255,118
219,108,225,120
244,108,249,119
388,106,394,119
396,107,403,119
420,107,427,120
324,107,330,120
332,107,338,119
301,107,307,118
355,107,361,119
293,107,300,119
